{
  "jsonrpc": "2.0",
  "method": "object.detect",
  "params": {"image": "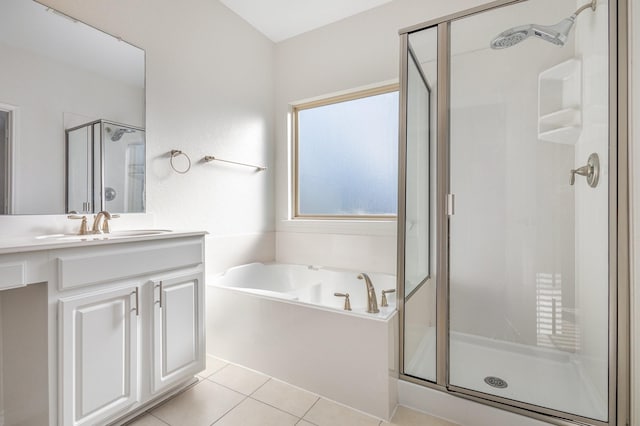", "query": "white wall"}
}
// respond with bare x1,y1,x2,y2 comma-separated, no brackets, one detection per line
274,0,491,274
3,0,277,273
